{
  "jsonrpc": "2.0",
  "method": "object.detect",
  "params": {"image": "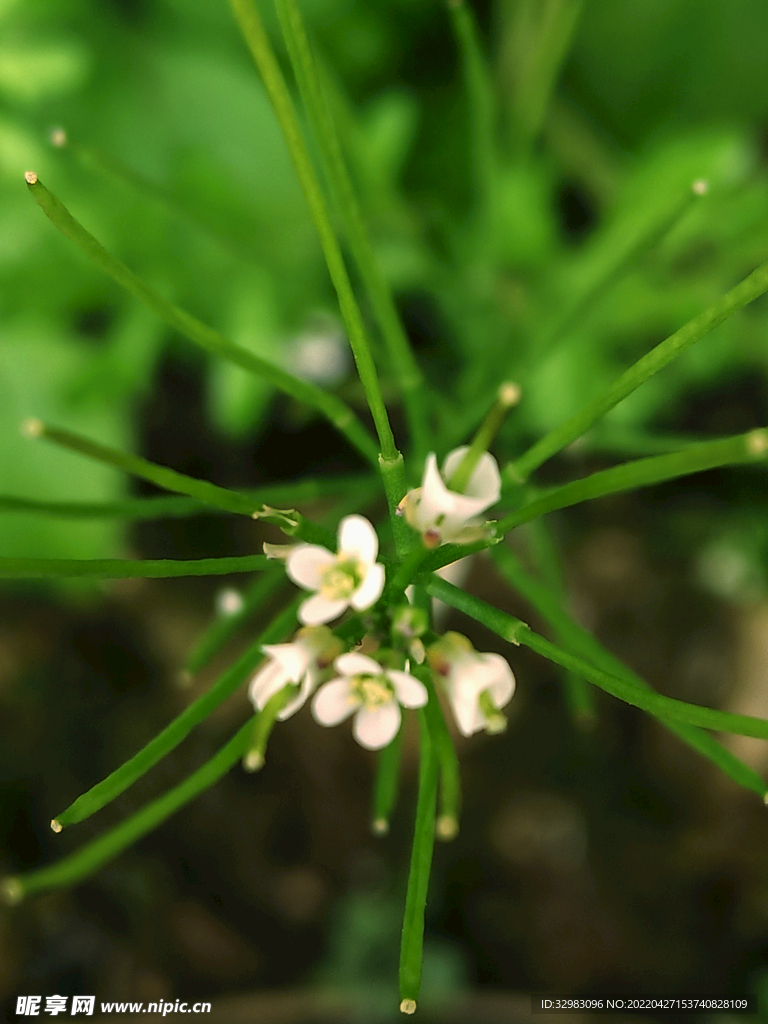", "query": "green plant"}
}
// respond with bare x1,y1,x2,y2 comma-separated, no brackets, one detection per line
4,0,768,1014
